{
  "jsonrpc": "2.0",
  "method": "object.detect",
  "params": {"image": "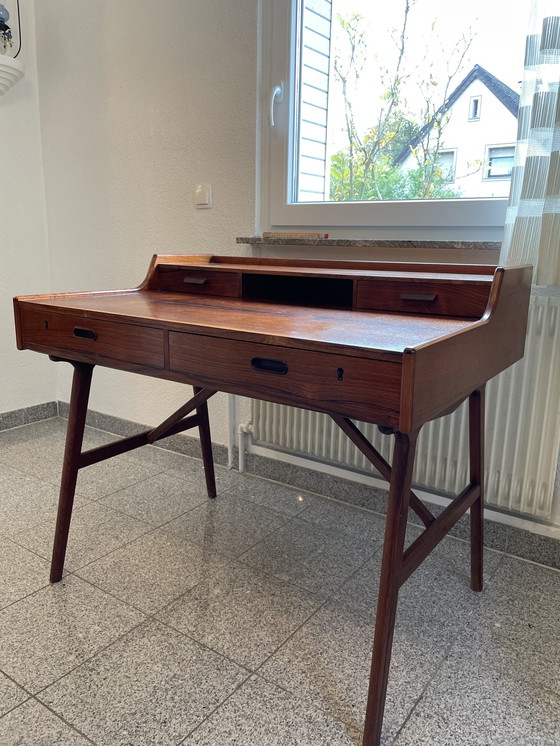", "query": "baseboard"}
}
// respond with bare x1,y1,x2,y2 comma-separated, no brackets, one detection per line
0,401,58,432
